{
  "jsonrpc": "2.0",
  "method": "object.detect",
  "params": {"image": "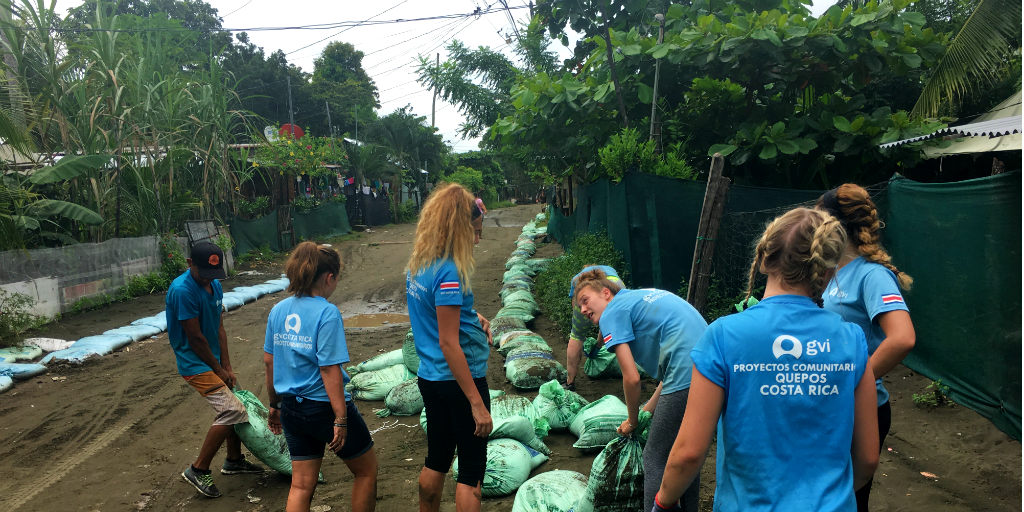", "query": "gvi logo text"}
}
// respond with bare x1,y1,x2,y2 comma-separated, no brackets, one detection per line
285,314,302,334
772,335,803,359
